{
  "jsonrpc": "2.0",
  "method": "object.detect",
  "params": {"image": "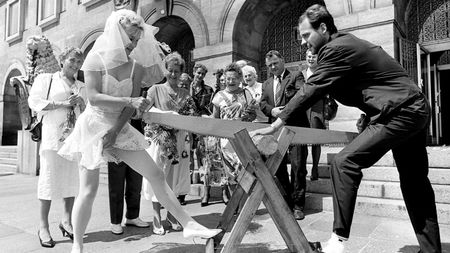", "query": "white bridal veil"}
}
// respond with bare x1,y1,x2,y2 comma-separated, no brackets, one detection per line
81,10,166,85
